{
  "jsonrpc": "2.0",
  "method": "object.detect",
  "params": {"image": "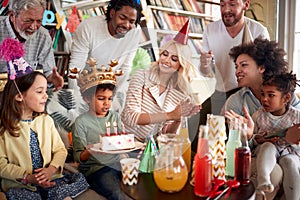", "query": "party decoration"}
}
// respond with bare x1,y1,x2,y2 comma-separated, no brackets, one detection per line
42,10,65,30
138,134,158,173
65,6,80,33
0,38,33,80
3,0,8,7
174,19,190,45
206,114,226,180
42,10,55,26
69,58,123,94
